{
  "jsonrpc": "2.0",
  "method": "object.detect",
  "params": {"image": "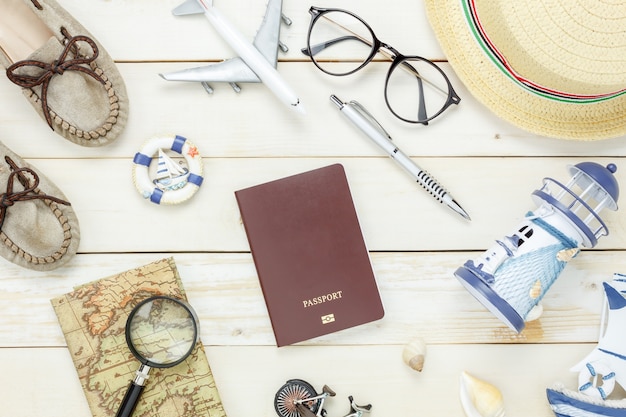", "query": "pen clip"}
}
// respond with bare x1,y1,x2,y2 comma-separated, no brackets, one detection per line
348,100,393,140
